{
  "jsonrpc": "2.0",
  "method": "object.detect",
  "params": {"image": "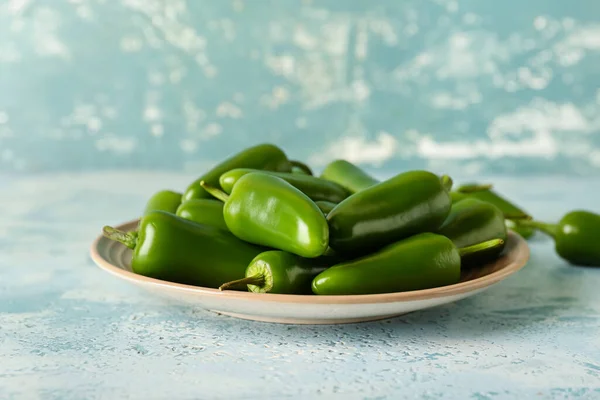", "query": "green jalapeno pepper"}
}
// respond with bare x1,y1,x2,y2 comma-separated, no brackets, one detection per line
312,233,504,295
453,184,534,239
201,172,329,258
182,143,292,202
102,211,267,288
450,184,493,203
315,200,337,215
219,250,332,294
505,219,535,240
437,198,507,264
291,166,310,175
454,184,531,220
175,198,227,231
143,190,182,216
219,168,350,204
455,183,493,192
517,210,600,267
451,191,468,203
289,160,313,176
320,160,379,194
327,170,453,256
